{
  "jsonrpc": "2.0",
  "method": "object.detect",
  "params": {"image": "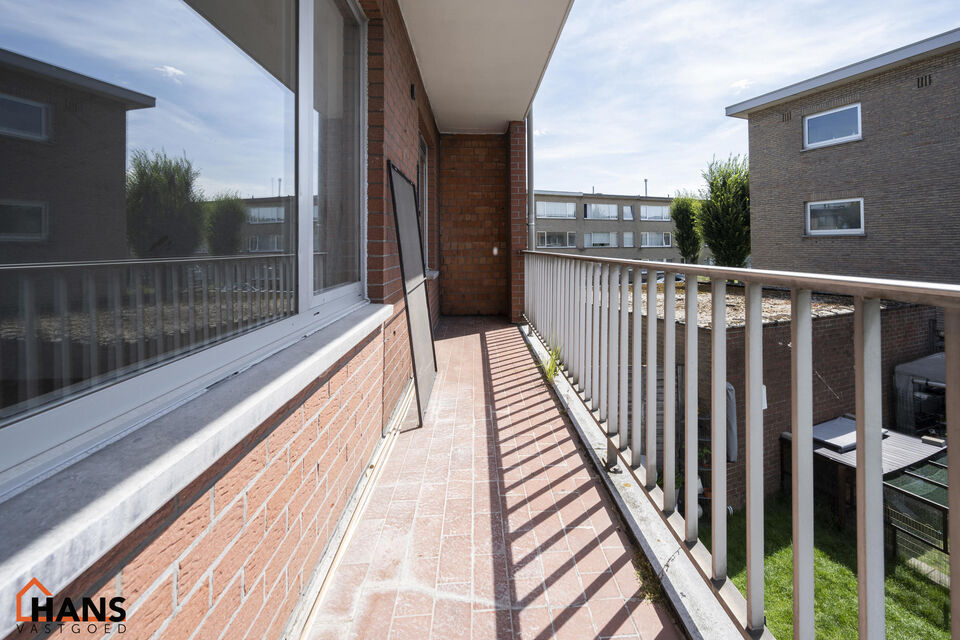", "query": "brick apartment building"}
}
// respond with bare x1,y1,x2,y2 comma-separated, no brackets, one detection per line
534,190,688,262
0,1,573,638
726,27,960,283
